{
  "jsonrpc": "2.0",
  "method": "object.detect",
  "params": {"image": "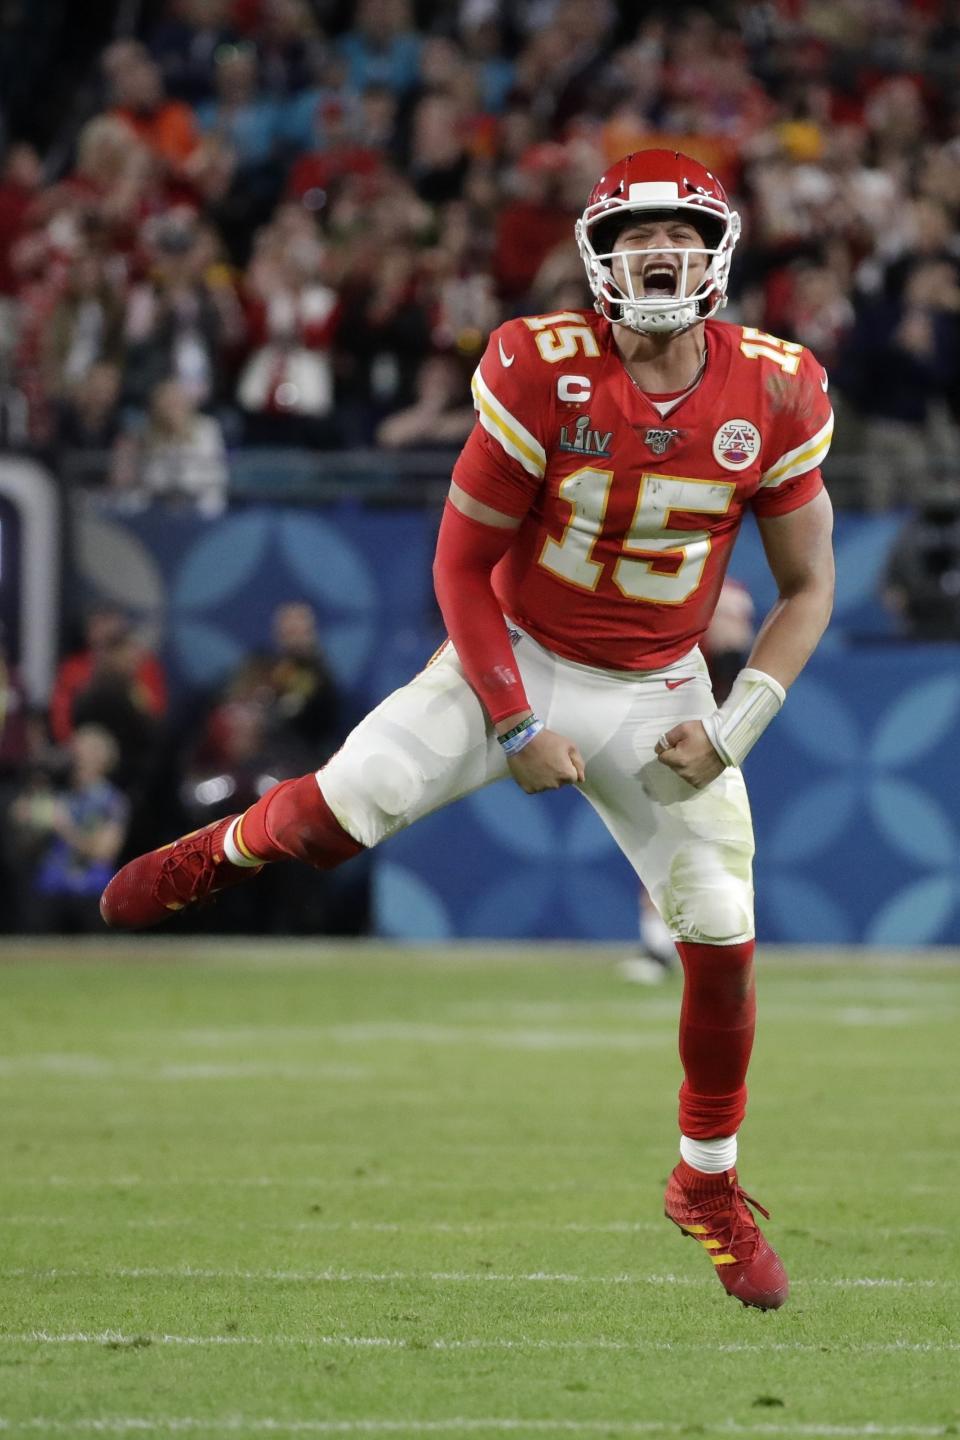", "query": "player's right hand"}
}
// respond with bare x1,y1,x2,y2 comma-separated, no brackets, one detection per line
506,729,585,794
